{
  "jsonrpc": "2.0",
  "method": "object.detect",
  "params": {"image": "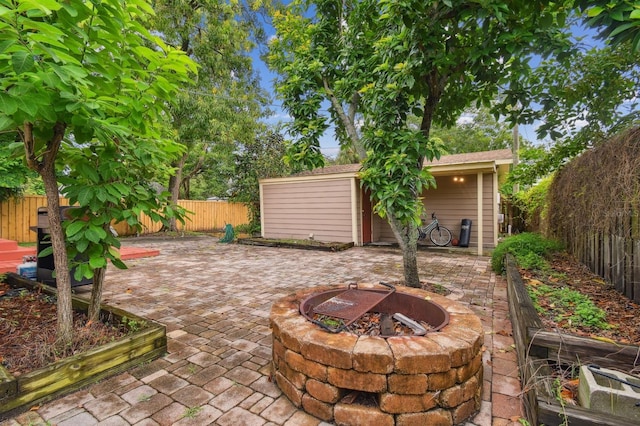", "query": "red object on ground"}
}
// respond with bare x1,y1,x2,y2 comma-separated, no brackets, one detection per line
0,239,159,273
